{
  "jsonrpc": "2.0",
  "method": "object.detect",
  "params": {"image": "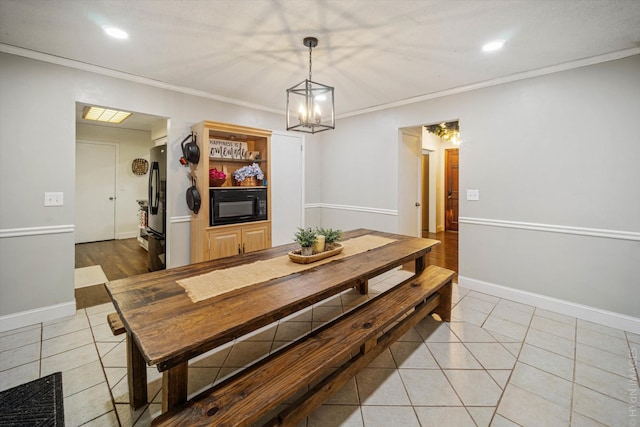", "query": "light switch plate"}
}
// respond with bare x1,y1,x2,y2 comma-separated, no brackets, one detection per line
467,189,480,201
